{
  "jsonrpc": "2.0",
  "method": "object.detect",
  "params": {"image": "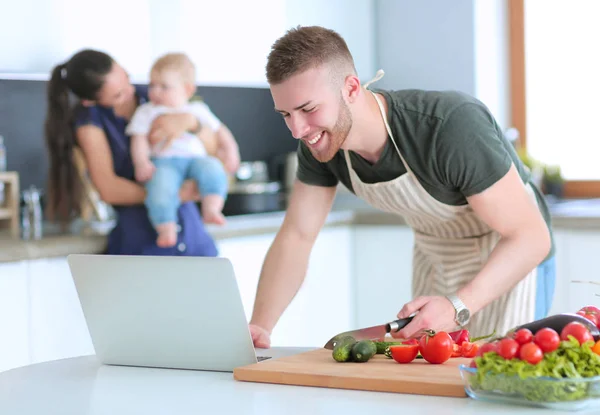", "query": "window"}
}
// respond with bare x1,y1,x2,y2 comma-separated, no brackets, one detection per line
510,0,600,197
